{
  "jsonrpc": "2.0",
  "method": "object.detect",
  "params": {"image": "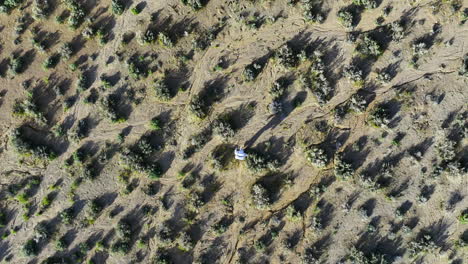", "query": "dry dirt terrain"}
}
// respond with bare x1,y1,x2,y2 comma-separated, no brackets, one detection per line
0,0,467,263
